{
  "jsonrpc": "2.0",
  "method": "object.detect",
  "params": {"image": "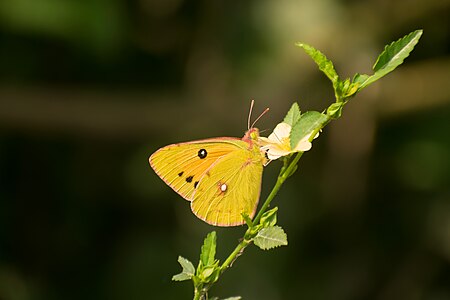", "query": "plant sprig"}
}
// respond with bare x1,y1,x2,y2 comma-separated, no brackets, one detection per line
171,29,422,300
